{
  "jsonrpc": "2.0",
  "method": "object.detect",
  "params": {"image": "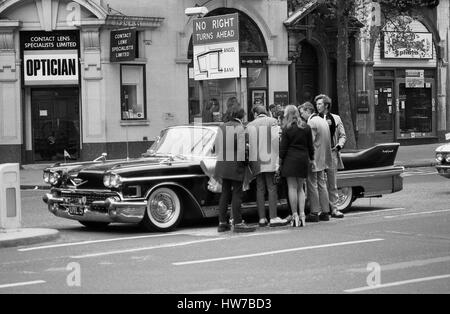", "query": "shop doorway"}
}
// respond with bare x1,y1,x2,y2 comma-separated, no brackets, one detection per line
31,87,80,162
296,42,319,105
375,81,395,143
